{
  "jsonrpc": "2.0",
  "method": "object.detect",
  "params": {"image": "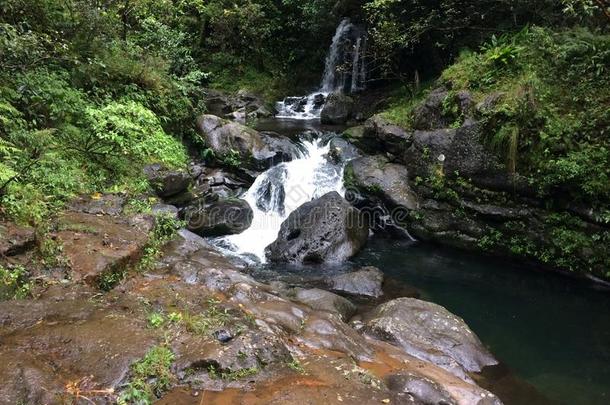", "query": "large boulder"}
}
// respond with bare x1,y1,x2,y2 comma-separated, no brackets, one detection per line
364,115,412,157
361,298,498,381
184,196,253,237
347,155,419,210
412,87,450,130
204,89,274,122
321,92,354,124
265,191,369,264
55,212,152,286
143,164,192,198
401,123,529,193
196,114,294,170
